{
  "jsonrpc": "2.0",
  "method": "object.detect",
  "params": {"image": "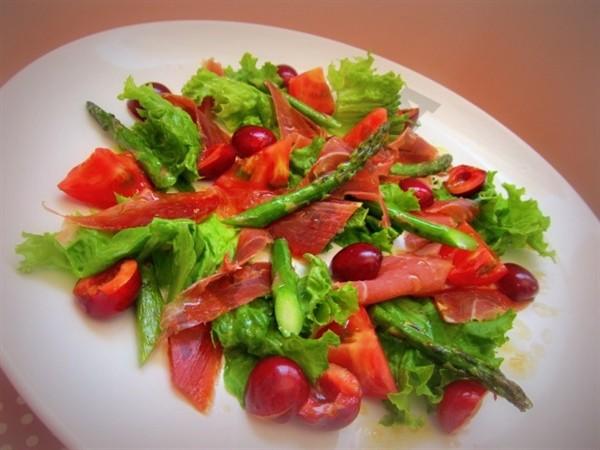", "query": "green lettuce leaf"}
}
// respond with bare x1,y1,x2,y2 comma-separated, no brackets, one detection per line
298,254,359,335
288,136,325,188
182,68,274,131
334,207,399,252
118,77,200,184
222,349,258,405
223,52,282,89
473,172,555,258
136,263,165,365
328,54,404,134
371,298,515,427
212,297,339,383
191,215,239,280
381,183,421,214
